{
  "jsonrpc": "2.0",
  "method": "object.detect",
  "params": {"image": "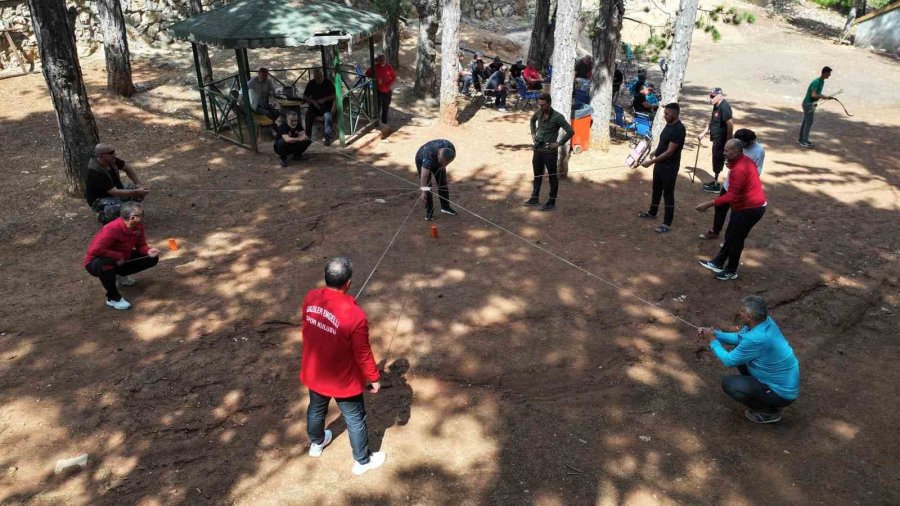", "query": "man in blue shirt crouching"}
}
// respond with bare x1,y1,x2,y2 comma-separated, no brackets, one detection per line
699,296,800,424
